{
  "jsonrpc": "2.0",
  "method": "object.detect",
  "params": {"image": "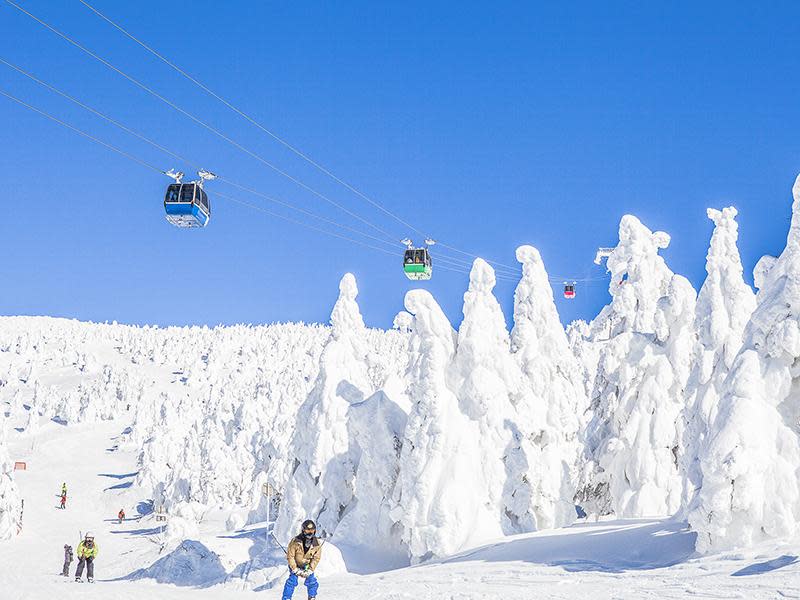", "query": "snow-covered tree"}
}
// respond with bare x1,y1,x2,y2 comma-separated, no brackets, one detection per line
336,389,408,552
690,177,800,551
453,259,521,532
0,416,22,540
579,215,697,517
507,245,585,530
275,274,373,541
394,288,489,561
680,207,755,509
